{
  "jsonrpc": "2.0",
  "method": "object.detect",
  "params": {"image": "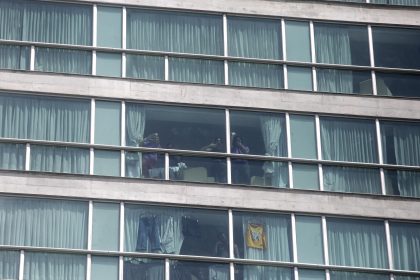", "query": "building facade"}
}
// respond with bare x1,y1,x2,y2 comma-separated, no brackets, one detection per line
0,0,420,279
